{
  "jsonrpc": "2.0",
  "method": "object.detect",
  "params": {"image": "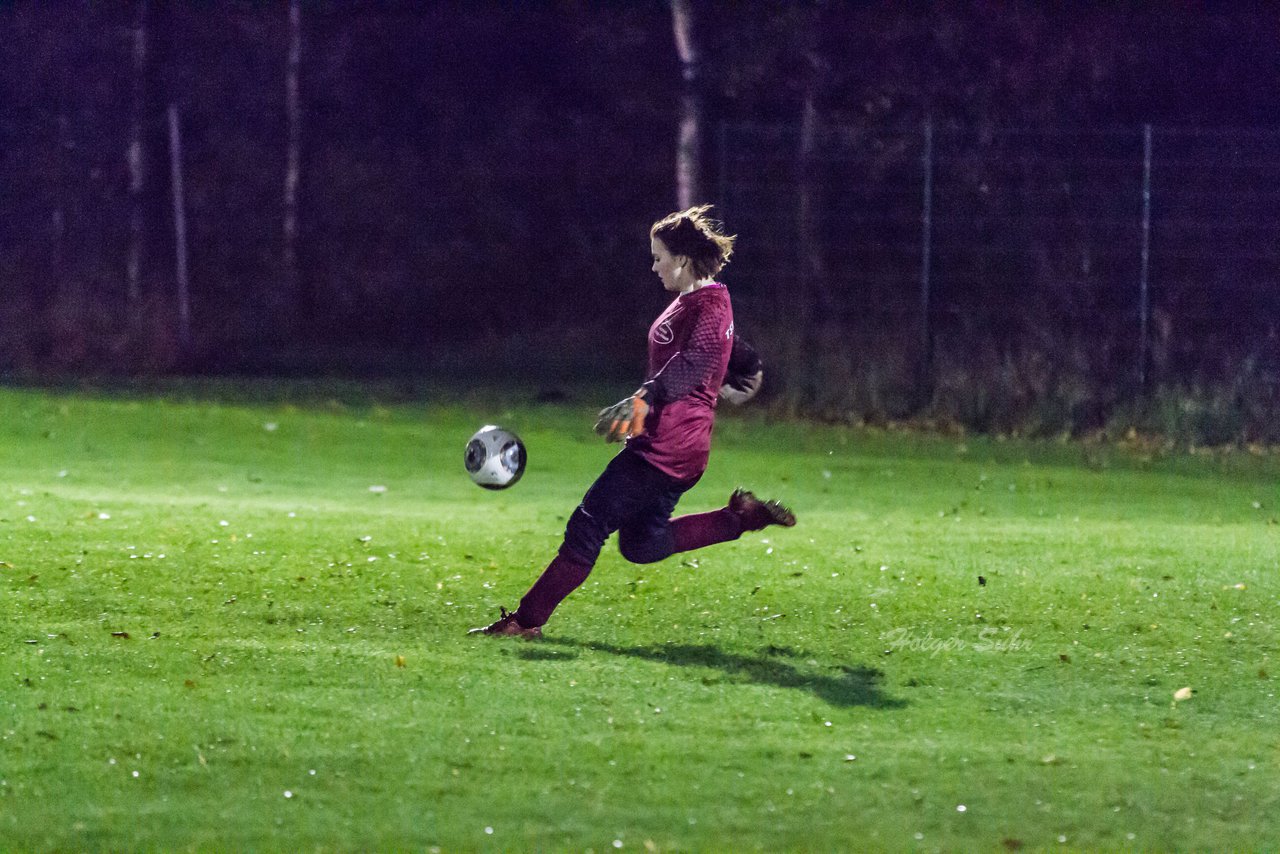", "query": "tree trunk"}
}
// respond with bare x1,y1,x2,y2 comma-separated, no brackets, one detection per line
780,7,836,415
797,49,834,323
671,0,701,209
126,0,148,307
283,0,302,327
